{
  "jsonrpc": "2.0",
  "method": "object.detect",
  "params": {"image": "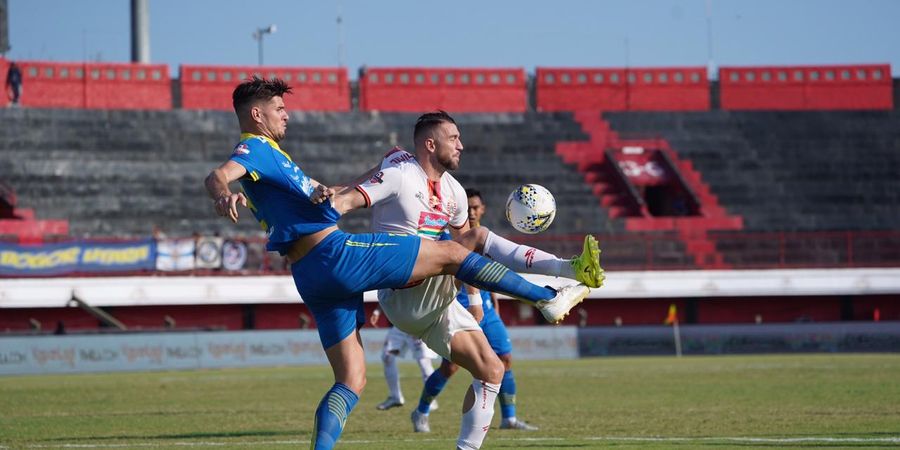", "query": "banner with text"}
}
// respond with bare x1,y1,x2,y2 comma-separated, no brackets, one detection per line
0,240,157,276
0,327,577,375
